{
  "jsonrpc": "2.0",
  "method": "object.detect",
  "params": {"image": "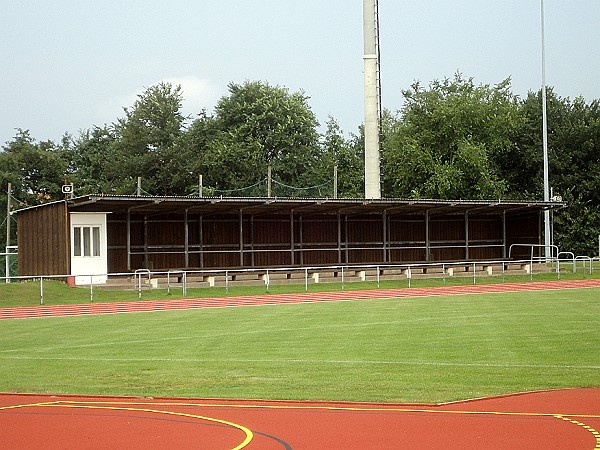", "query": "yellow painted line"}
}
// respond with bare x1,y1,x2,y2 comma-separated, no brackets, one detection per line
6,399,600,448
0,401,62,411
0,402,253,450
48,399,600,420
556,415,600,450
